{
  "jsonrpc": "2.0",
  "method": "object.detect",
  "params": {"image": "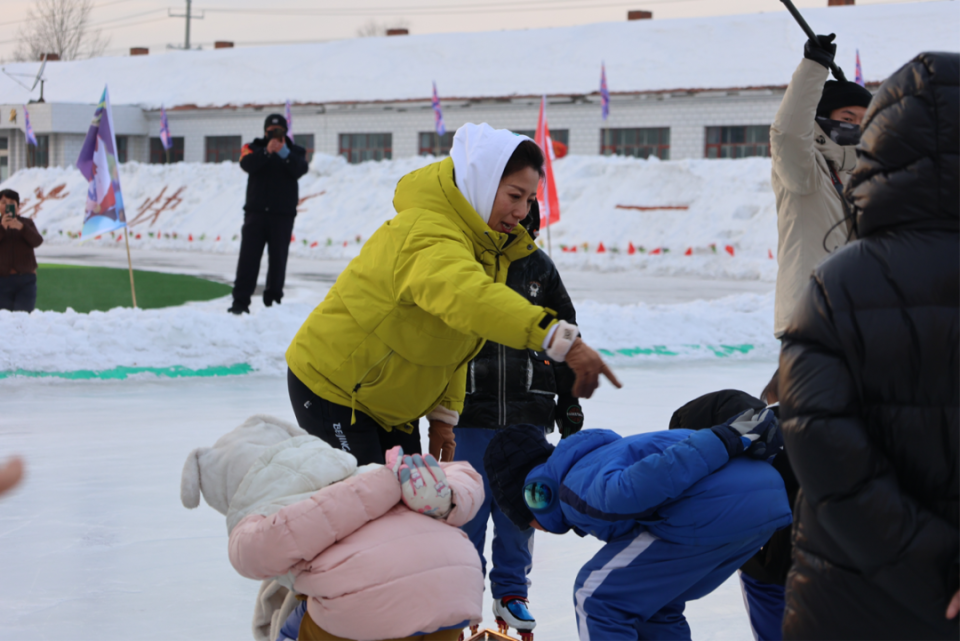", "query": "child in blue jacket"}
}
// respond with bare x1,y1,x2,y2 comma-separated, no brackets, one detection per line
483,409,792,641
